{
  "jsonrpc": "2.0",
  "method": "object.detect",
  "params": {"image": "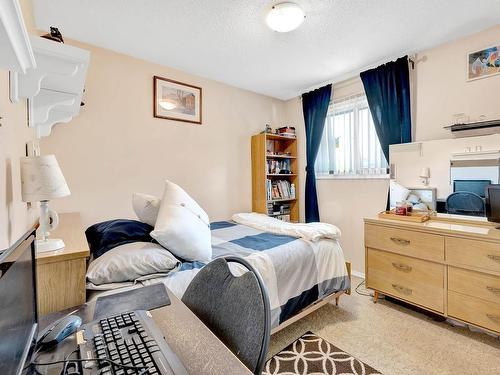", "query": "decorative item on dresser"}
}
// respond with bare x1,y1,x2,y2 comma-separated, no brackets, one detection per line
364,215,500,335
36,212,90,316
251,132,299,222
